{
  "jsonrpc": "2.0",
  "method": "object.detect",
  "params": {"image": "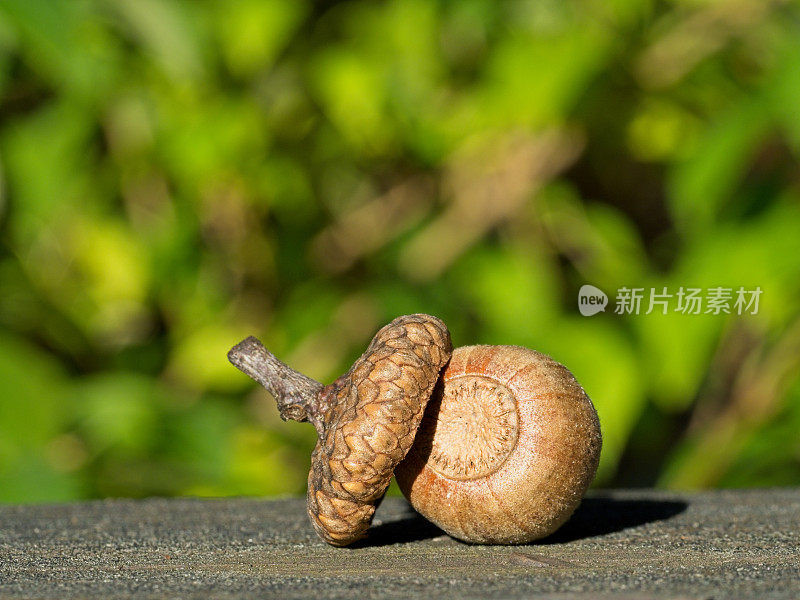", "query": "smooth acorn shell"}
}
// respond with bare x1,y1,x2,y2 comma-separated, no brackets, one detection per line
394,344,602,544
